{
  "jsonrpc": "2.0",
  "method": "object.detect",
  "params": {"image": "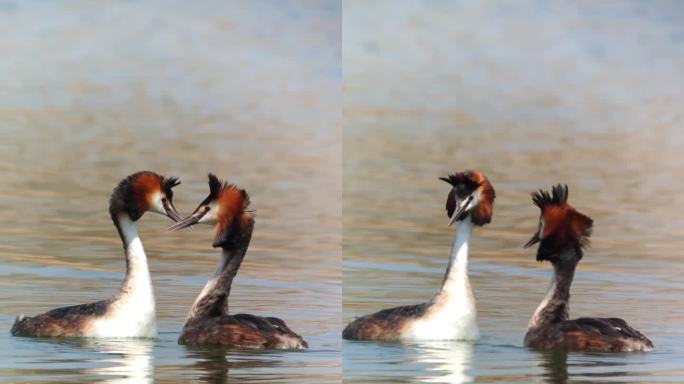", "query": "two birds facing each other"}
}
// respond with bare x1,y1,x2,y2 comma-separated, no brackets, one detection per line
343,170,654,353
11,169,654,353
11,171,308,350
